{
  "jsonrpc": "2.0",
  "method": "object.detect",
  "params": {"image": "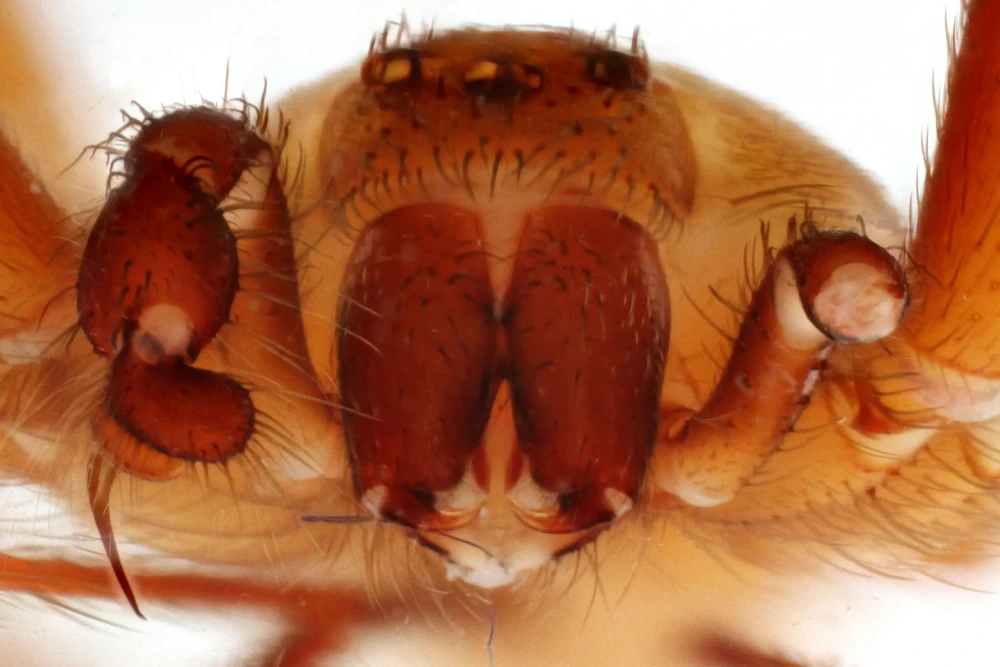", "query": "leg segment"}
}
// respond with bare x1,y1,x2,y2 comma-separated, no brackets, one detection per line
859,0,1000,429
654,228,907,507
